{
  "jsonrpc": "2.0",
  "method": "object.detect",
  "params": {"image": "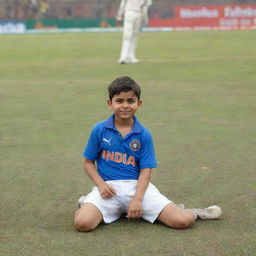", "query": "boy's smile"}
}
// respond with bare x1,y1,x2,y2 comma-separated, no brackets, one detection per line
108,91,142,122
